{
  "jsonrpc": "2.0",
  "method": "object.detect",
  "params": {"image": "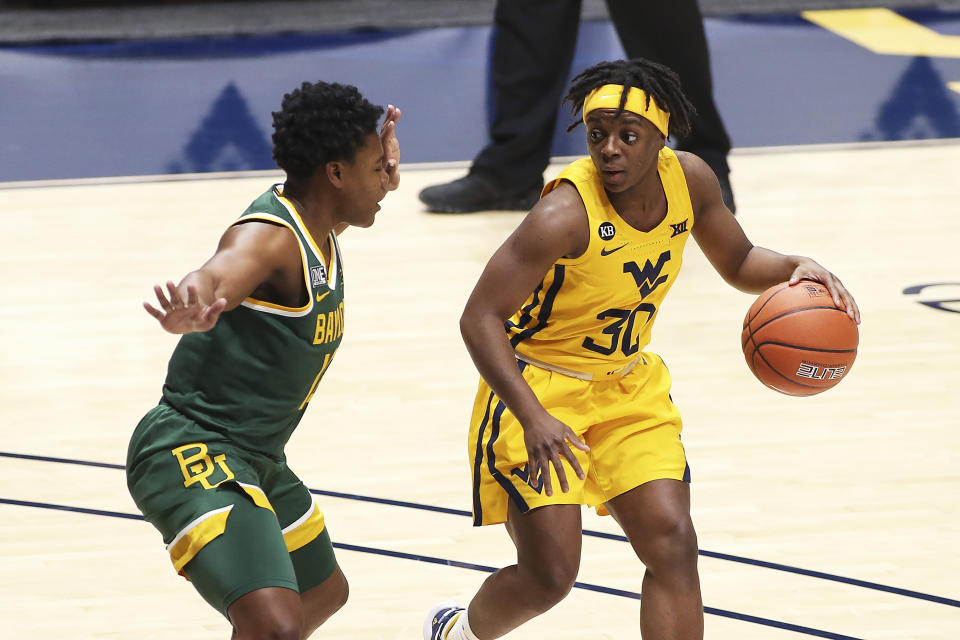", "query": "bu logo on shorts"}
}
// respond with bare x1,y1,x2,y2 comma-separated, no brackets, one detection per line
171,443,235,489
